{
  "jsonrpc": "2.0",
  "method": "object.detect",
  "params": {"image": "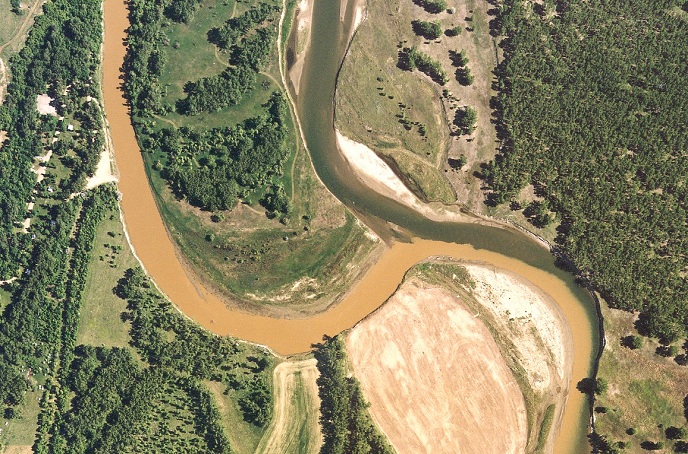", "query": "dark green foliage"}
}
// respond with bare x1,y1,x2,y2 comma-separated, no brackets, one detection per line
640,440,665,450
124,0,292,218
454,106,477,135
164,0,203,23
523,200,554,228
179,19,278,114
115,267,273,428
0,0,102,280
261,183,290,219
656,345,680,357
412,0,447,14
315,336,395,454
485,0,688,341
411,19,442,39
207,3,280,50
238,376,272,426
177,65,257,115
666,426,688,440
676,441,688,453
398,46,448,85
588,432,626,454
157,92,292,214
577,377,608,395
621,335,643,350
445,25,462,37
10,0,21,13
